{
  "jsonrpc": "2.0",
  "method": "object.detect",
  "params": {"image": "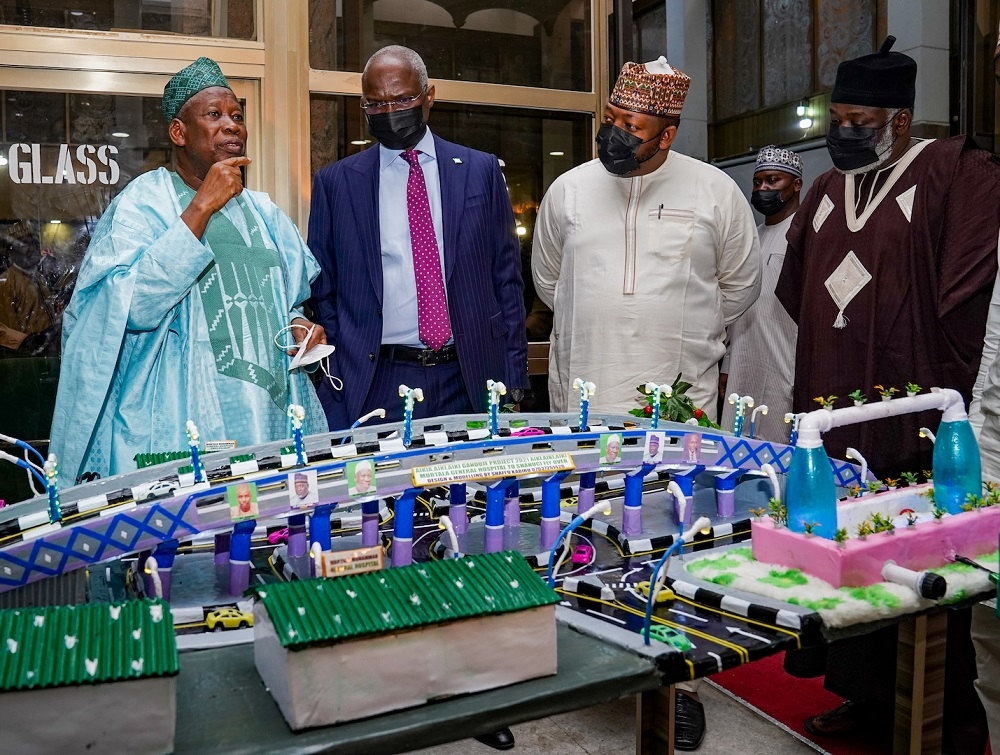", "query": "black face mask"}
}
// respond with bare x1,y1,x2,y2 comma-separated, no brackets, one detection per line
825,119,893,172
596,123,660,176
366,106,427,151
750,189,789,217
